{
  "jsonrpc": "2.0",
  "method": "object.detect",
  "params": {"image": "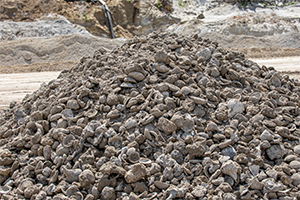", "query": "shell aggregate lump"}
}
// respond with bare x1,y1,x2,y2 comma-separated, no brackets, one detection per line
1,32,300,200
